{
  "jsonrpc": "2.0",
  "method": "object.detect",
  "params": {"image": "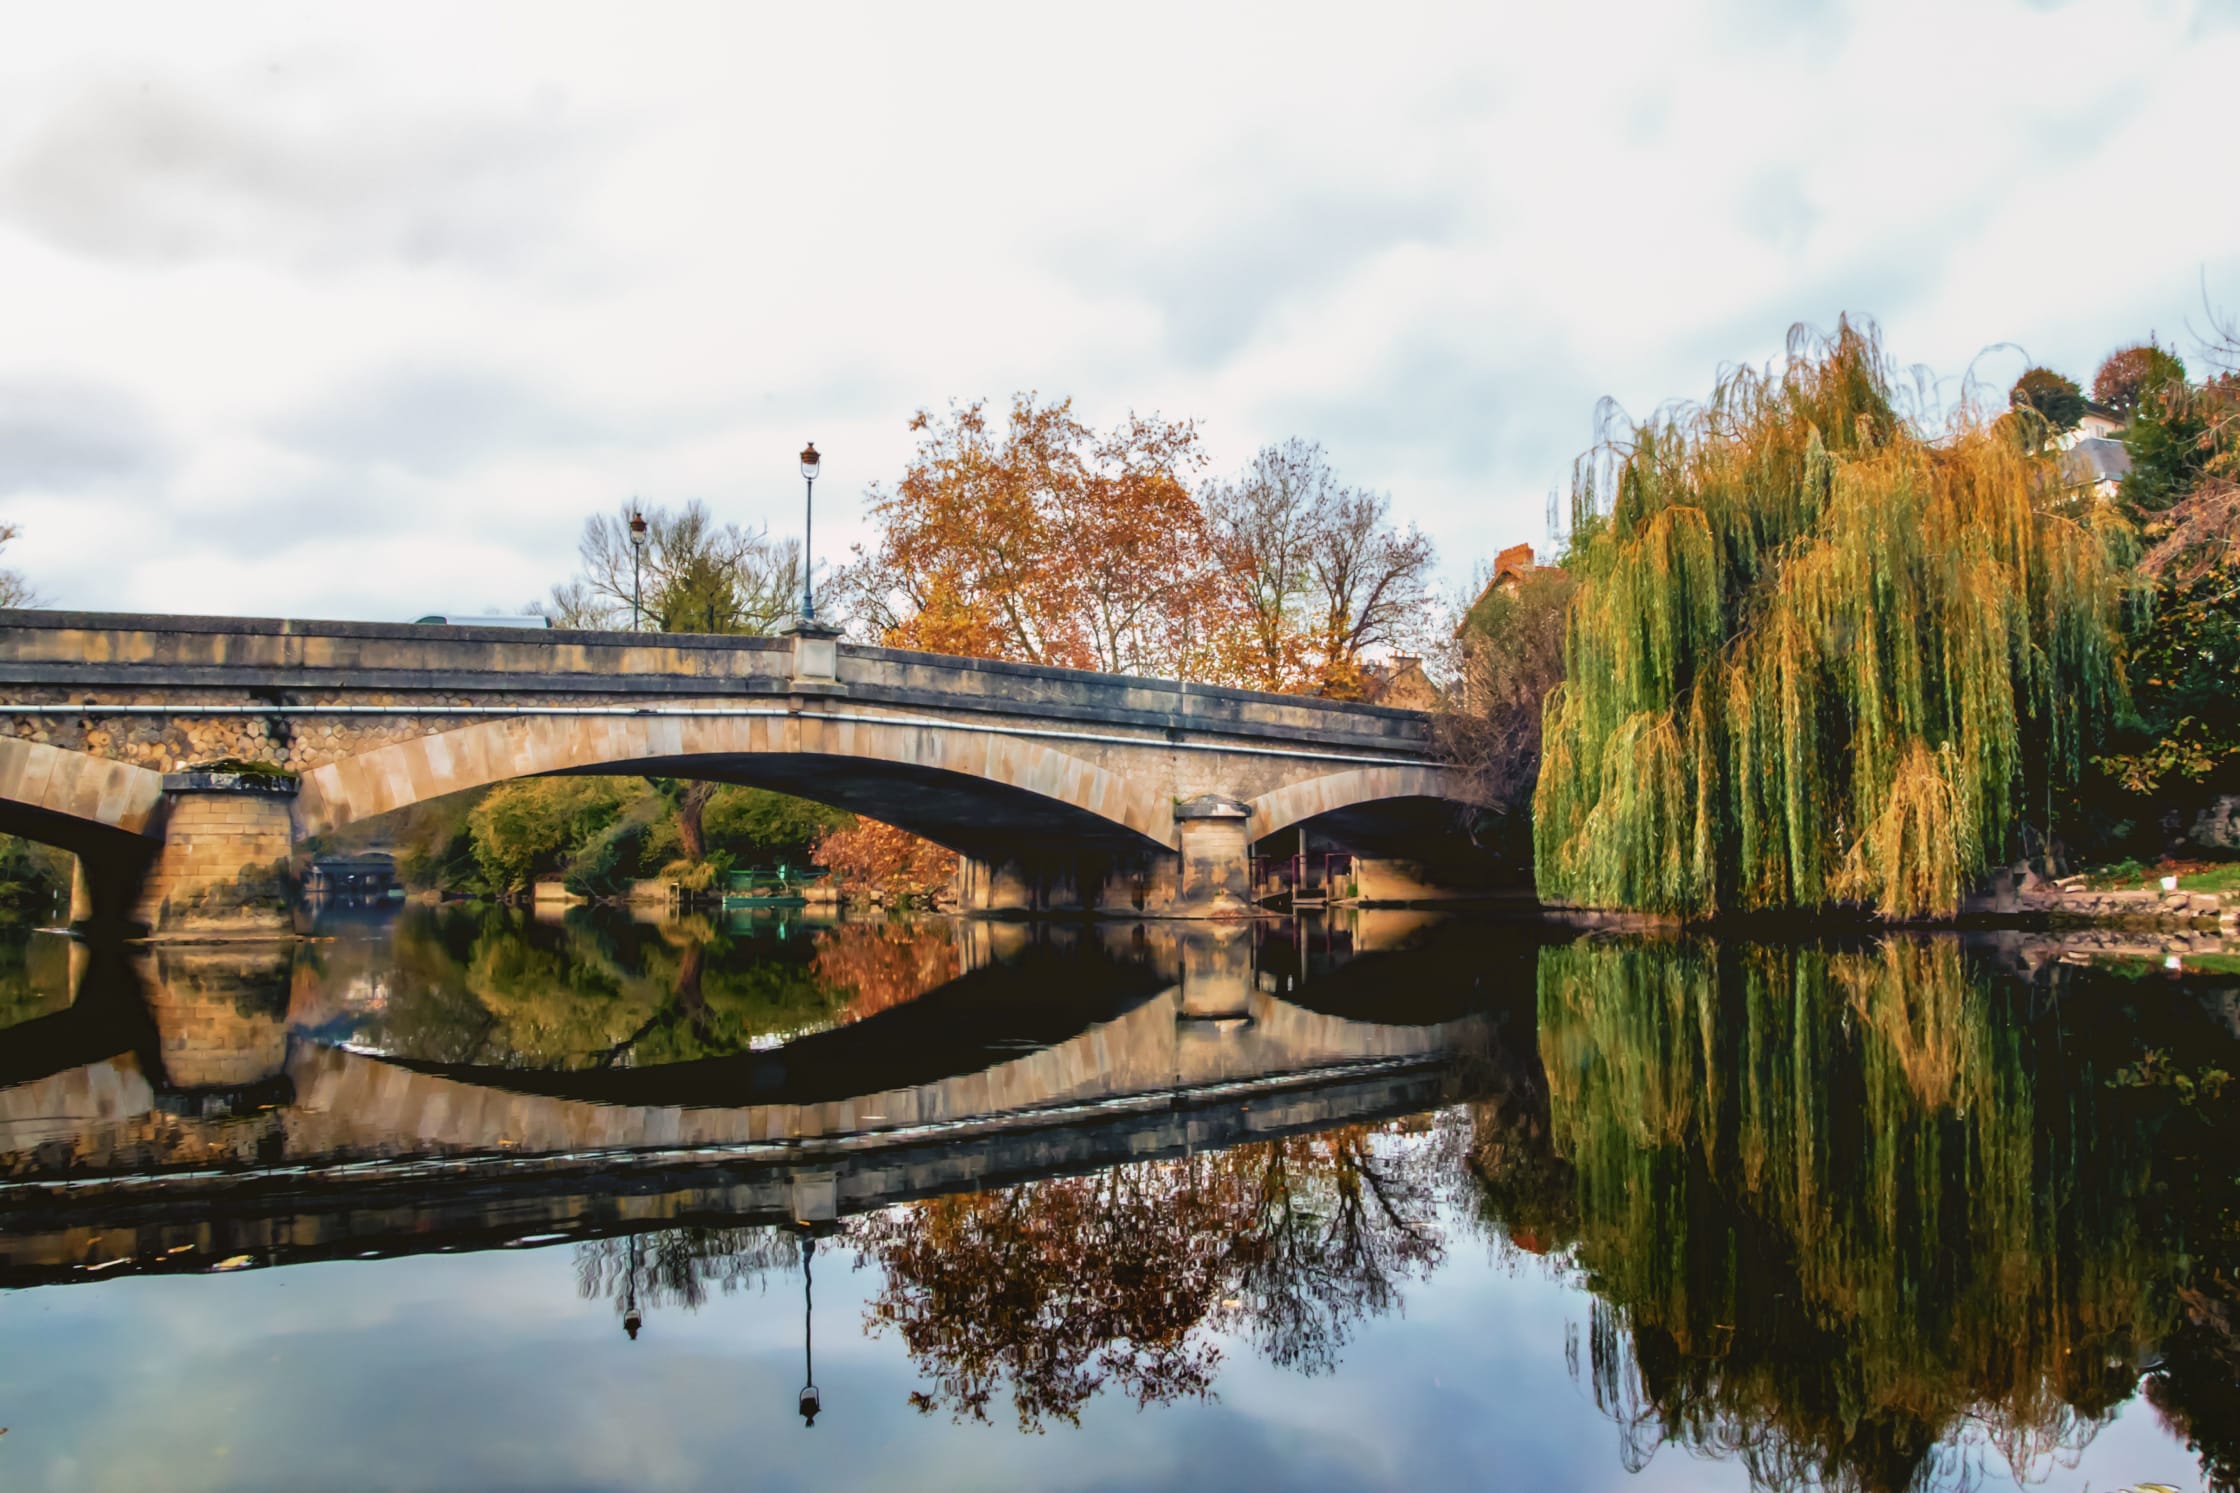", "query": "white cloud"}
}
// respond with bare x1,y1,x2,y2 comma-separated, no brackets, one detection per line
0,0,2235,620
